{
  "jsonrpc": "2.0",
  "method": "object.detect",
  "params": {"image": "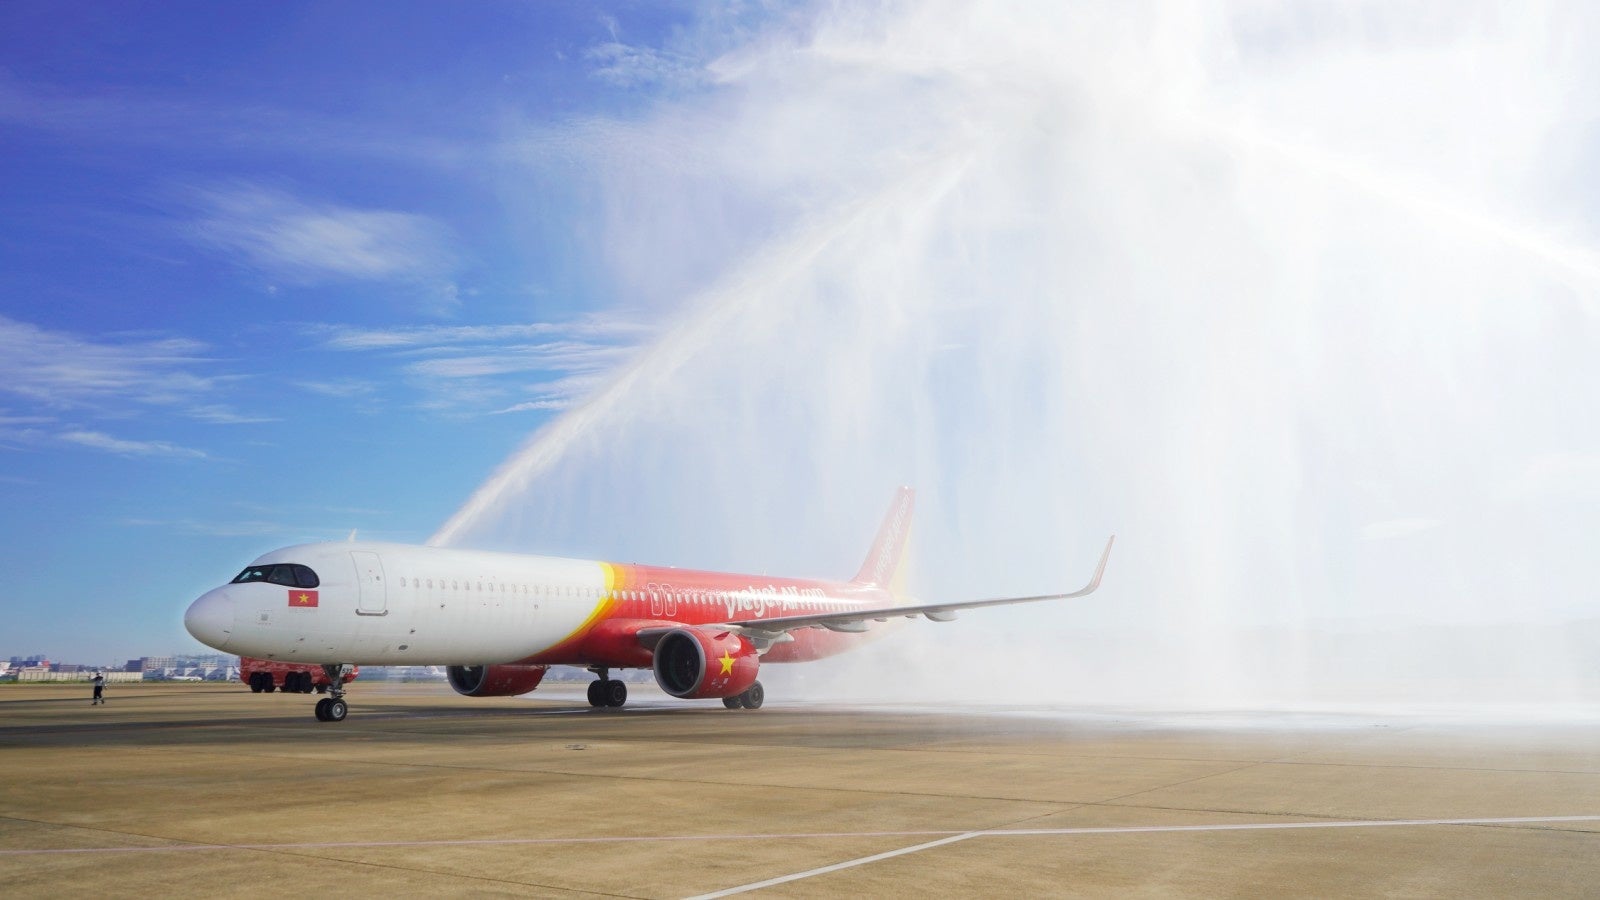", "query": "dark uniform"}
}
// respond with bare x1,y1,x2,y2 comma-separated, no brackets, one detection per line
92,672,105,704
